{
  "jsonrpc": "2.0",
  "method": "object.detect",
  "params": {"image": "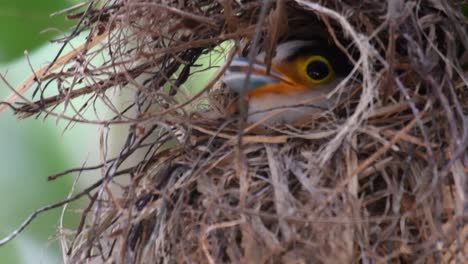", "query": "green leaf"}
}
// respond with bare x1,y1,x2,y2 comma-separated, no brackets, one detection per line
0,0,75,62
